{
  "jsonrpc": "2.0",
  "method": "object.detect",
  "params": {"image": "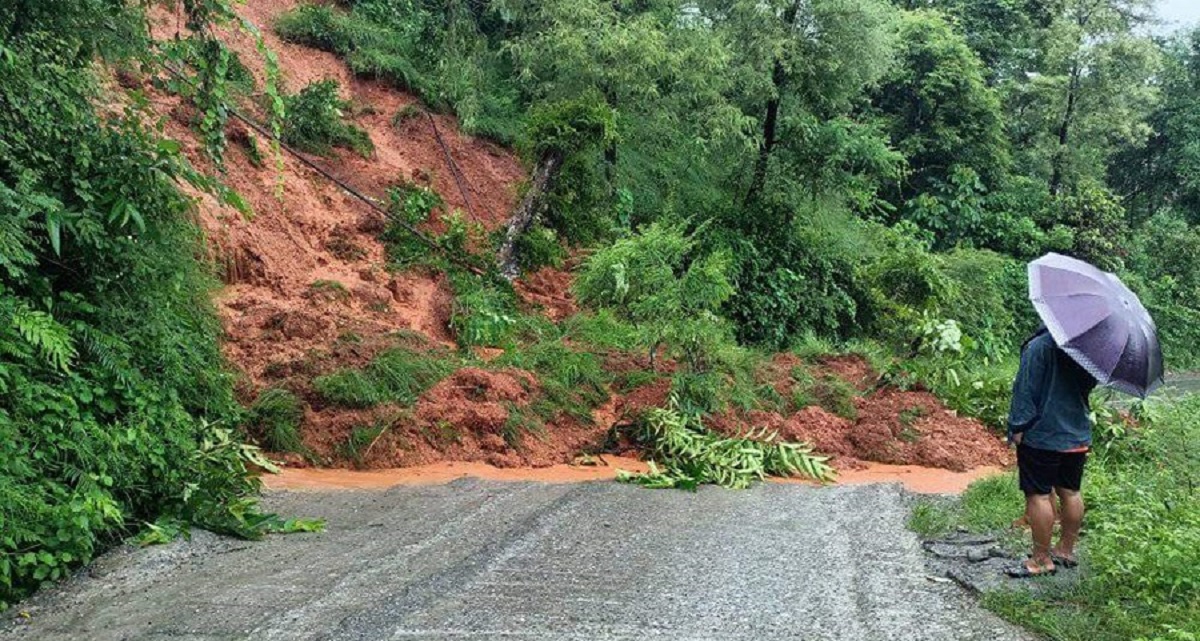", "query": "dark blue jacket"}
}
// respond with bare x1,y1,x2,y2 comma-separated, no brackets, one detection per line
1007,331,1098,451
